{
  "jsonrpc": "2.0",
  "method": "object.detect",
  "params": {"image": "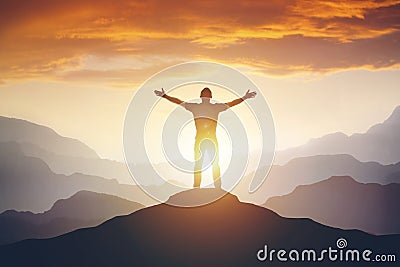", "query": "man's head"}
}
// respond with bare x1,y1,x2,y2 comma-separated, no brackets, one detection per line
200,87,212,98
